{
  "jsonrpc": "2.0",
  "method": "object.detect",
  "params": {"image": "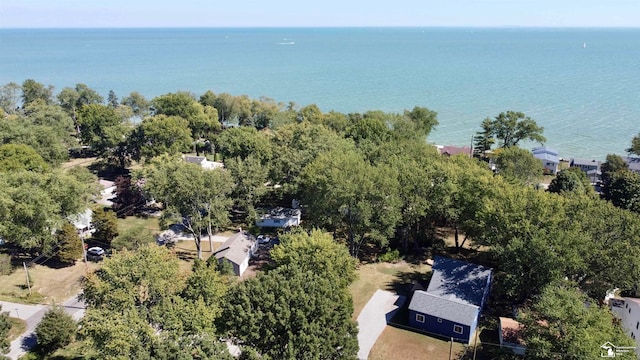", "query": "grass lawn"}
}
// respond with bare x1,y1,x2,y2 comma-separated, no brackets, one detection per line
369,326,465,360
8,317,26,342
60,157,97,169
117,215,161,234
0,261,98,304
171,239,221,272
